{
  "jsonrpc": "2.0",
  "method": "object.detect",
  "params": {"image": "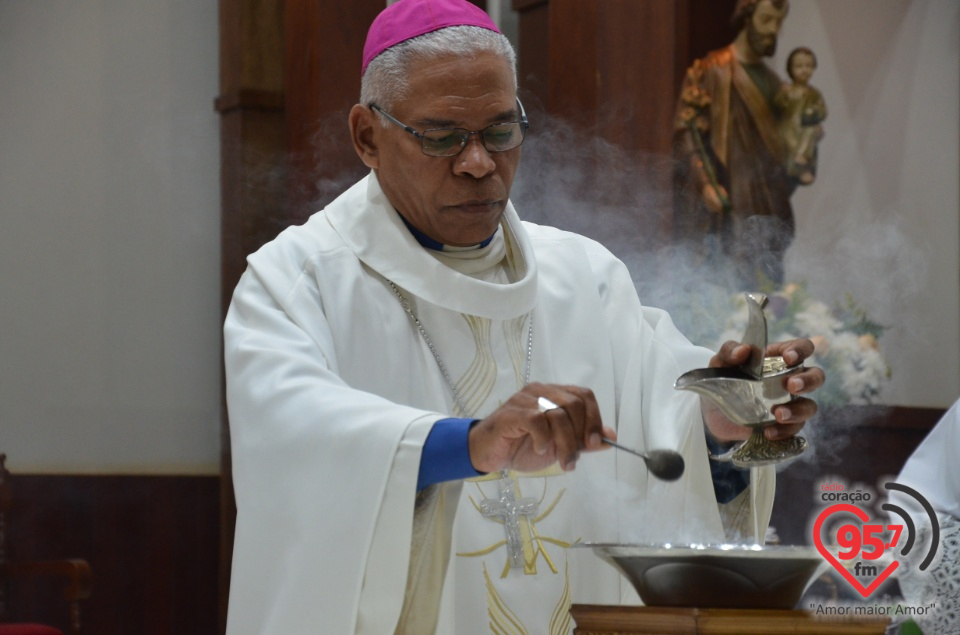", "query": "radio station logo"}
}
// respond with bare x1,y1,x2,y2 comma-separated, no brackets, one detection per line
812,481,940,599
